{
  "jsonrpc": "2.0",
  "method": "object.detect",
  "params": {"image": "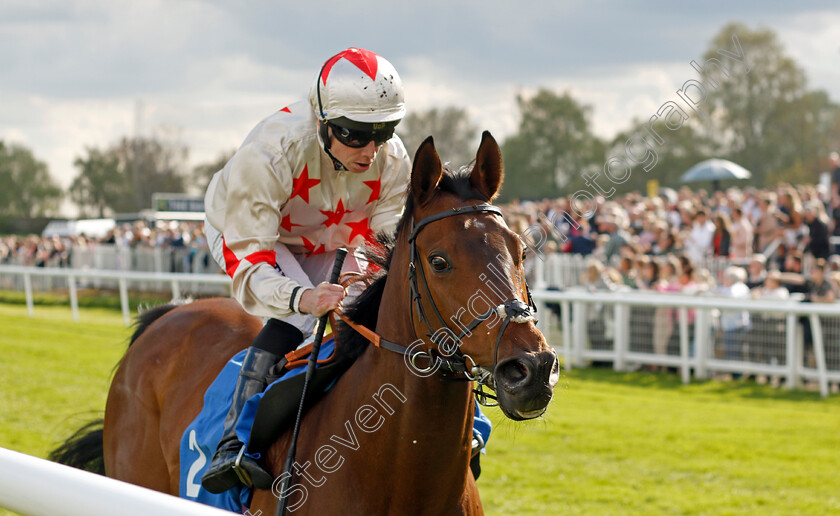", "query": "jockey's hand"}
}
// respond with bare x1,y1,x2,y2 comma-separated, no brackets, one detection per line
299,282,346,317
